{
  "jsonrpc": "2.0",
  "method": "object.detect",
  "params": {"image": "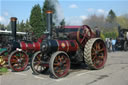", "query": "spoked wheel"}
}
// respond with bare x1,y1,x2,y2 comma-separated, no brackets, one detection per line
49,51,70,78
31,51,48,75
8,50,29,72
84,38,107,69
77,25,93,47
